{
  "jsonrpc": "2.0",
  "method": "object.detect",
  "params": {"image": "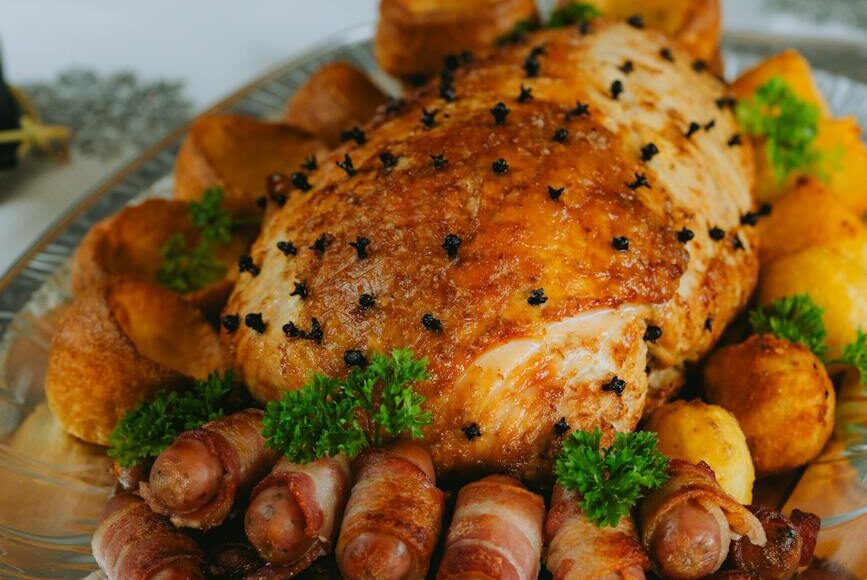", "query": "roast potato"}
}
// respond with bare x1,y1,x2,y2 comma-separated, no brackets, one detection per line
645,399,755,503
46,277,226,445
731,50,831,202
731,49,830,116
813,116,867,216
589,0,721,66
375,0,537,81
756,177,867,266
72,198,255,318
175,114,326,217
703,334,835,476
284,61,388,147
759,246,867,358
